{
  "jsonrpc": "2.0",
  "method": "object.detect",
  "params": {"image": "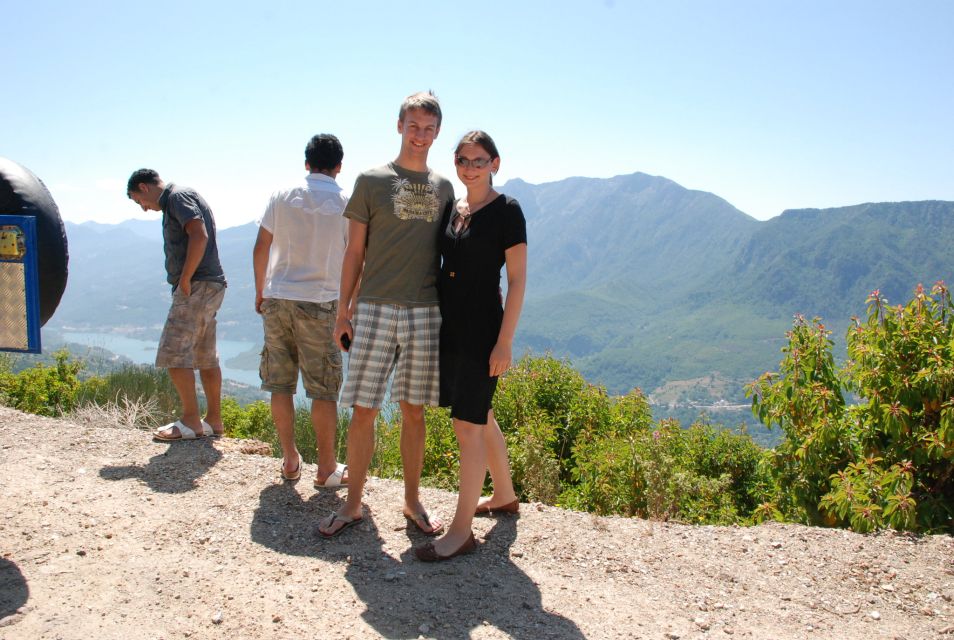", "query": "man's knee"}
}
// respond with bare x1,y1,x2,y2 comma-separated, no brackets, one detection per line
350,405,378,430
399,402,425,426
